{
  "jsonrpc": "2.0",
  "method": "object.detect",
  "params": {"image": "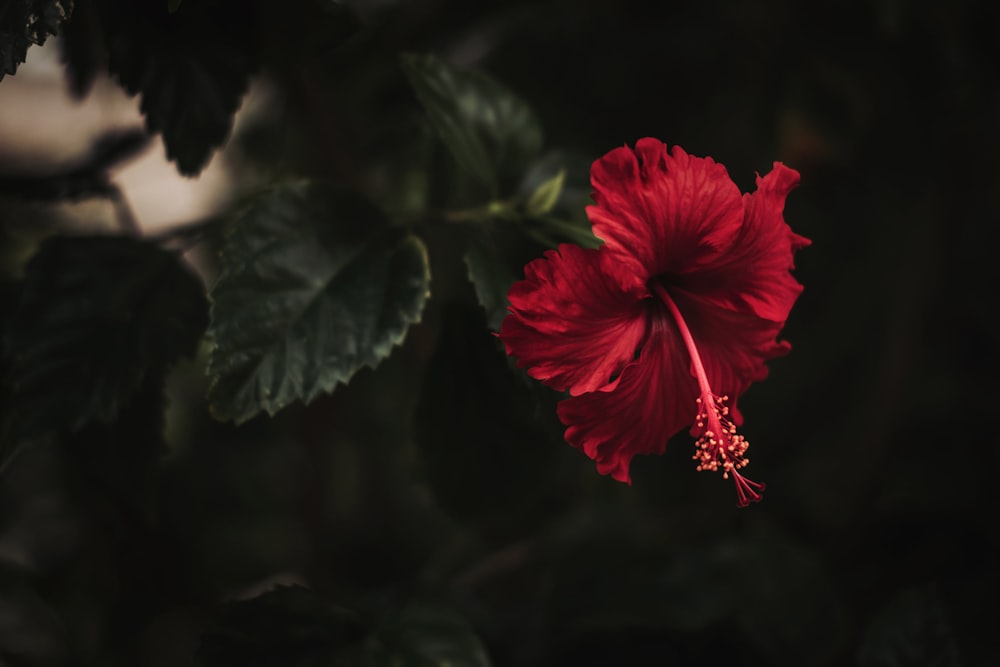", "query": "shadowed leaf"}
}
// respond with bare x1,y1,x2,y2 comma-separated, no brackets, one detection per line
58,0,101,97
97,0,257,175
3,235,208,449
401,53,542,197
464,233,519,333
